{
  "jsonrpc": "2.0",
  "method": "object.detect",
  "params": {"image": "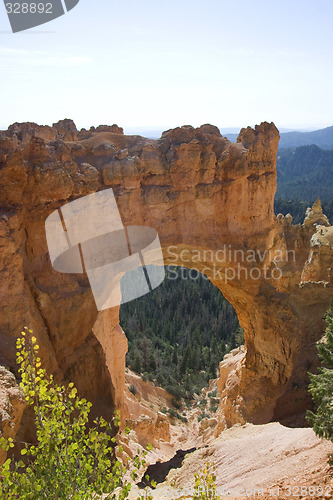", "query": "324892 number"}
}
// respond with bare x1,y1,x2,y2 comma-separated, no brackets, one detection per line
5,3,53,14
